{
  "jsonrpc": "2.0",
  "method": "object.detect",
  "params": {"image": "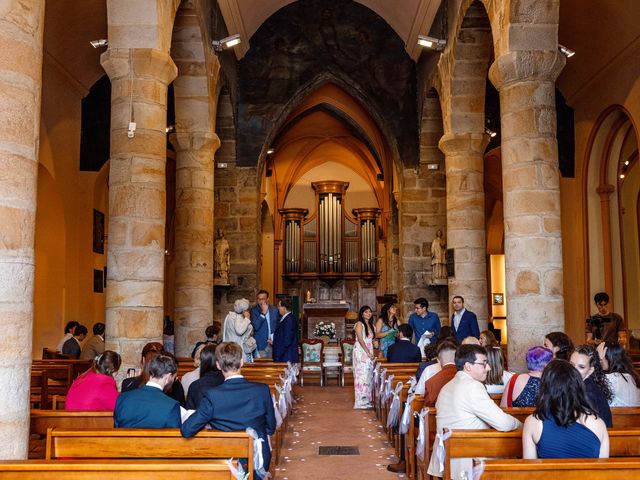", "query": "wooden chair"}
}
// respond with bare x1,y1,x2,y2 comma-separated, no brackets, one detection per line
340,338,355,387
300,339,324,386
